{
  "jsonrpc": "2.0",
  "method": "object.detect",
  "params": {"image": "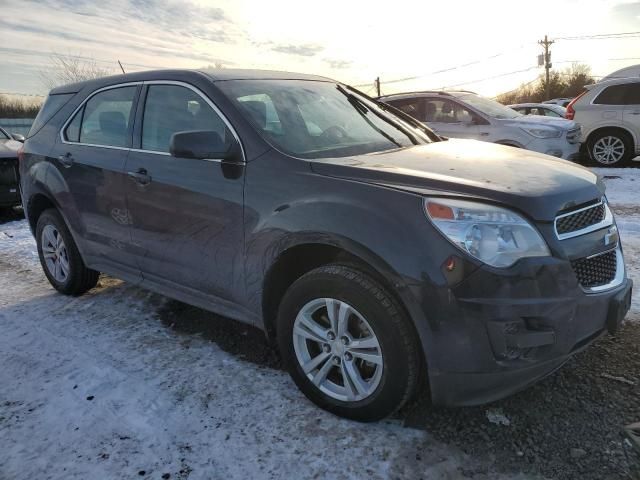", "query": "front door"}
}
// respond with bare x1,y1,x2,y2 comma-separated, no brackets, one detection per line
51,84,141,278
125,82,245,304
